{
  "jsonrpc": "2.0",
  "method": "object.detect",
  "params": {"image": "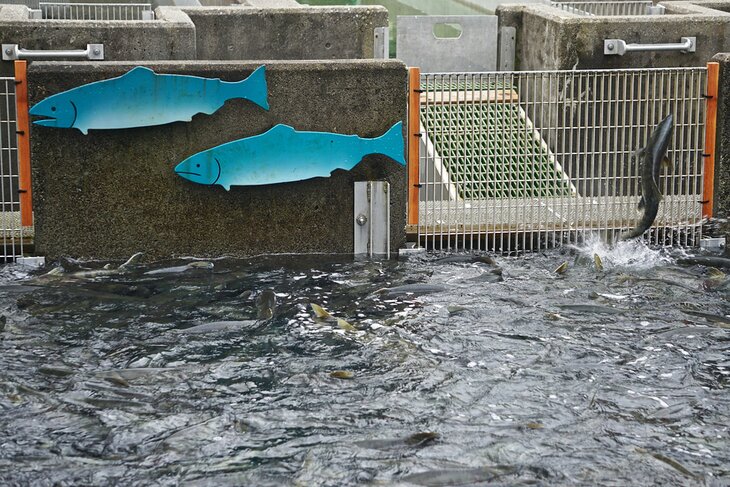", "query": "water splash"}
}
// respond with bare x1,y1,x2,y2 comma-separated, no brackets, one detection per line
572,233,672,270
